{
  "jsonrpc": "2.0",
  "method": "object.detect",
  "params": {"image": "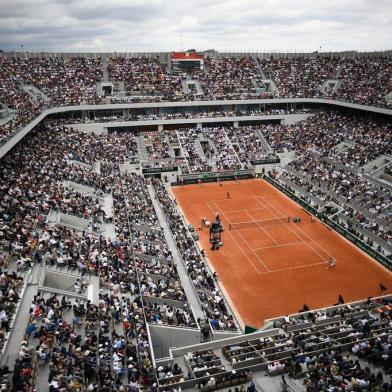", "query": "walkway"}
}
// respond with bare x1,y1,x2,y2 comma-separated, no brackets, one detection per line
101,56,109,82
147,185,205,320
2,264,41,367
